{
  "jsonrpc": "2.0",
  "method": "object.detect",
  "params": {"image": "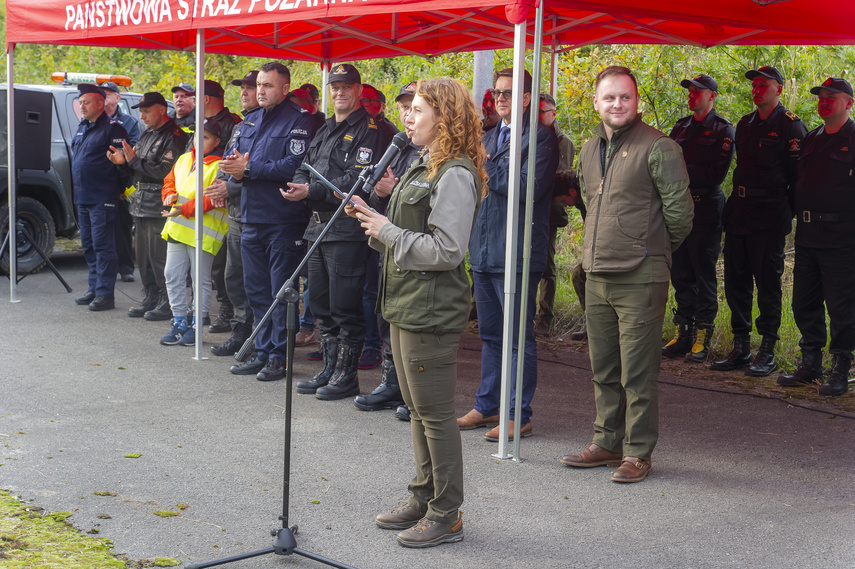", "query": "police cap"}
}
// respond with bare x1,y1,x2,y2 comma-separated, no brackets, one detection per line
204,80,225,98
680,74,718,93
745,66,785,85
131,92,168,109
232,70,259,87
78,83,106,98
328,63,361,85
171,83,195,95
395,81,417,102
810,77,854,98
100,81,121,94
